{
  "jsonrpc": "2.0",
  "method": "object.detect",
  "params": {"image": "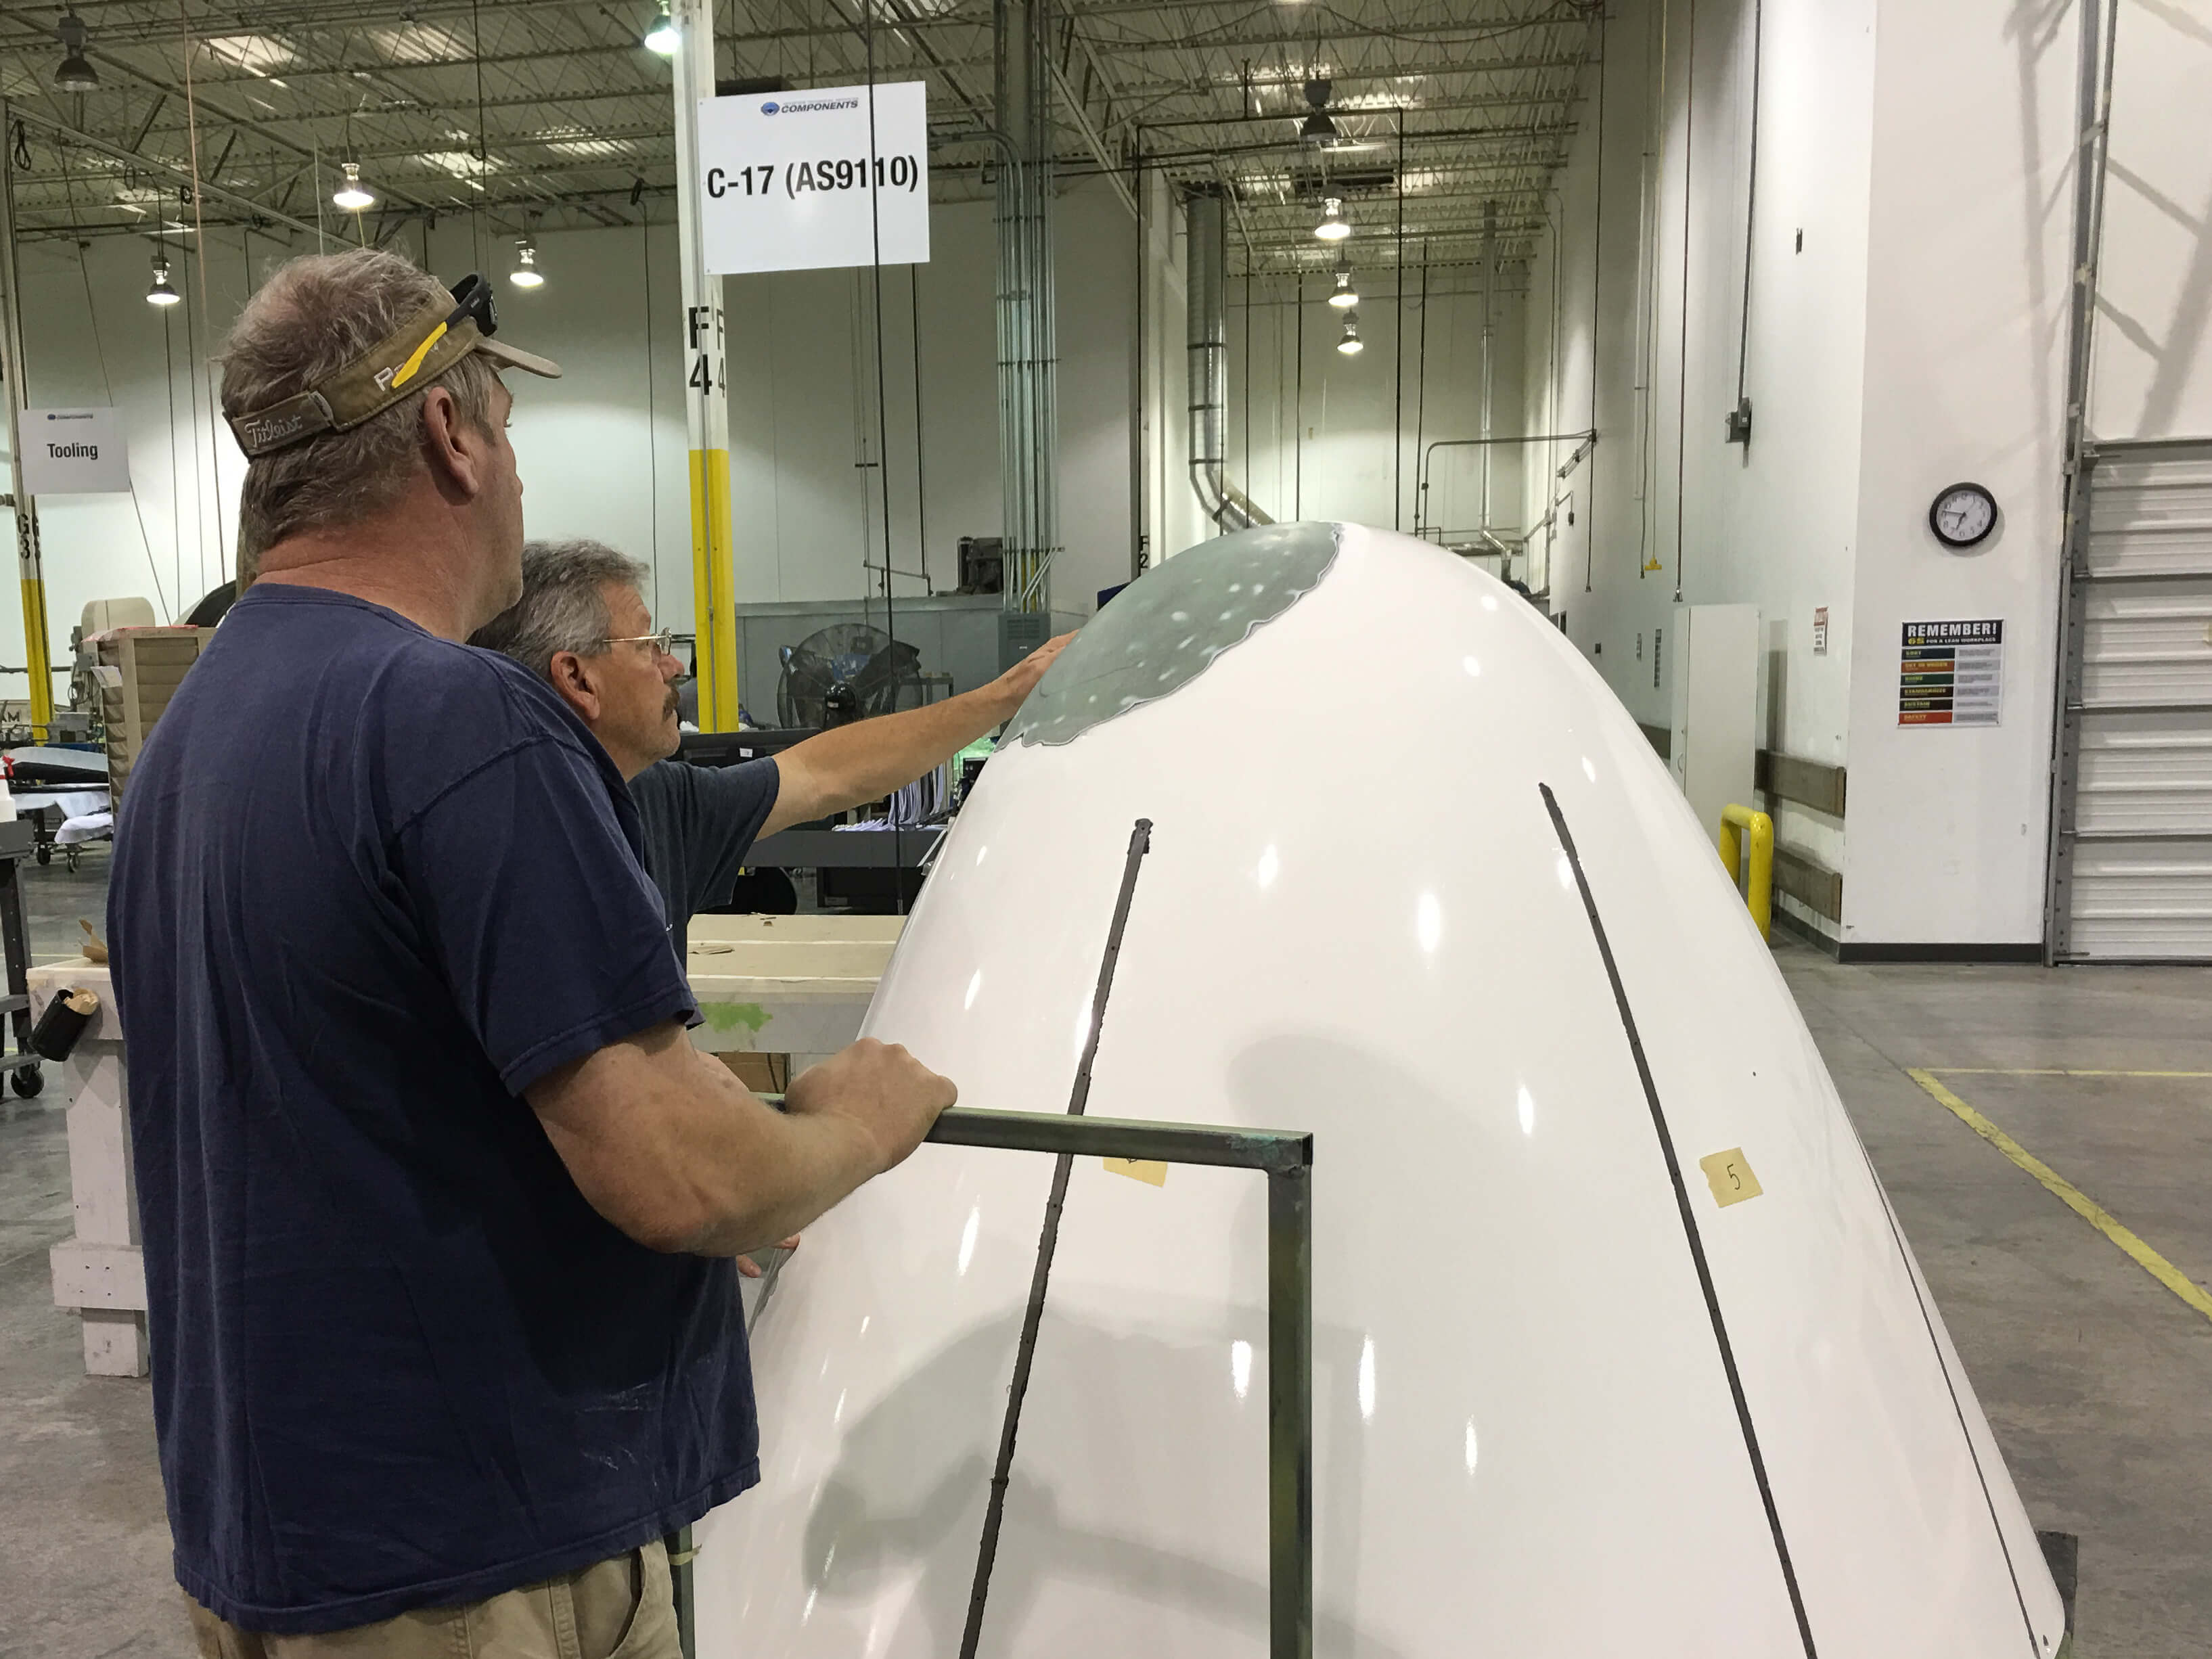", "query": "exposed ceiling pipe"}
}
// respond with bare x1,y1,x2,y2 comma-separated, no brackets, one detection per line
1185,185,1271,533
995,0,1061,614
